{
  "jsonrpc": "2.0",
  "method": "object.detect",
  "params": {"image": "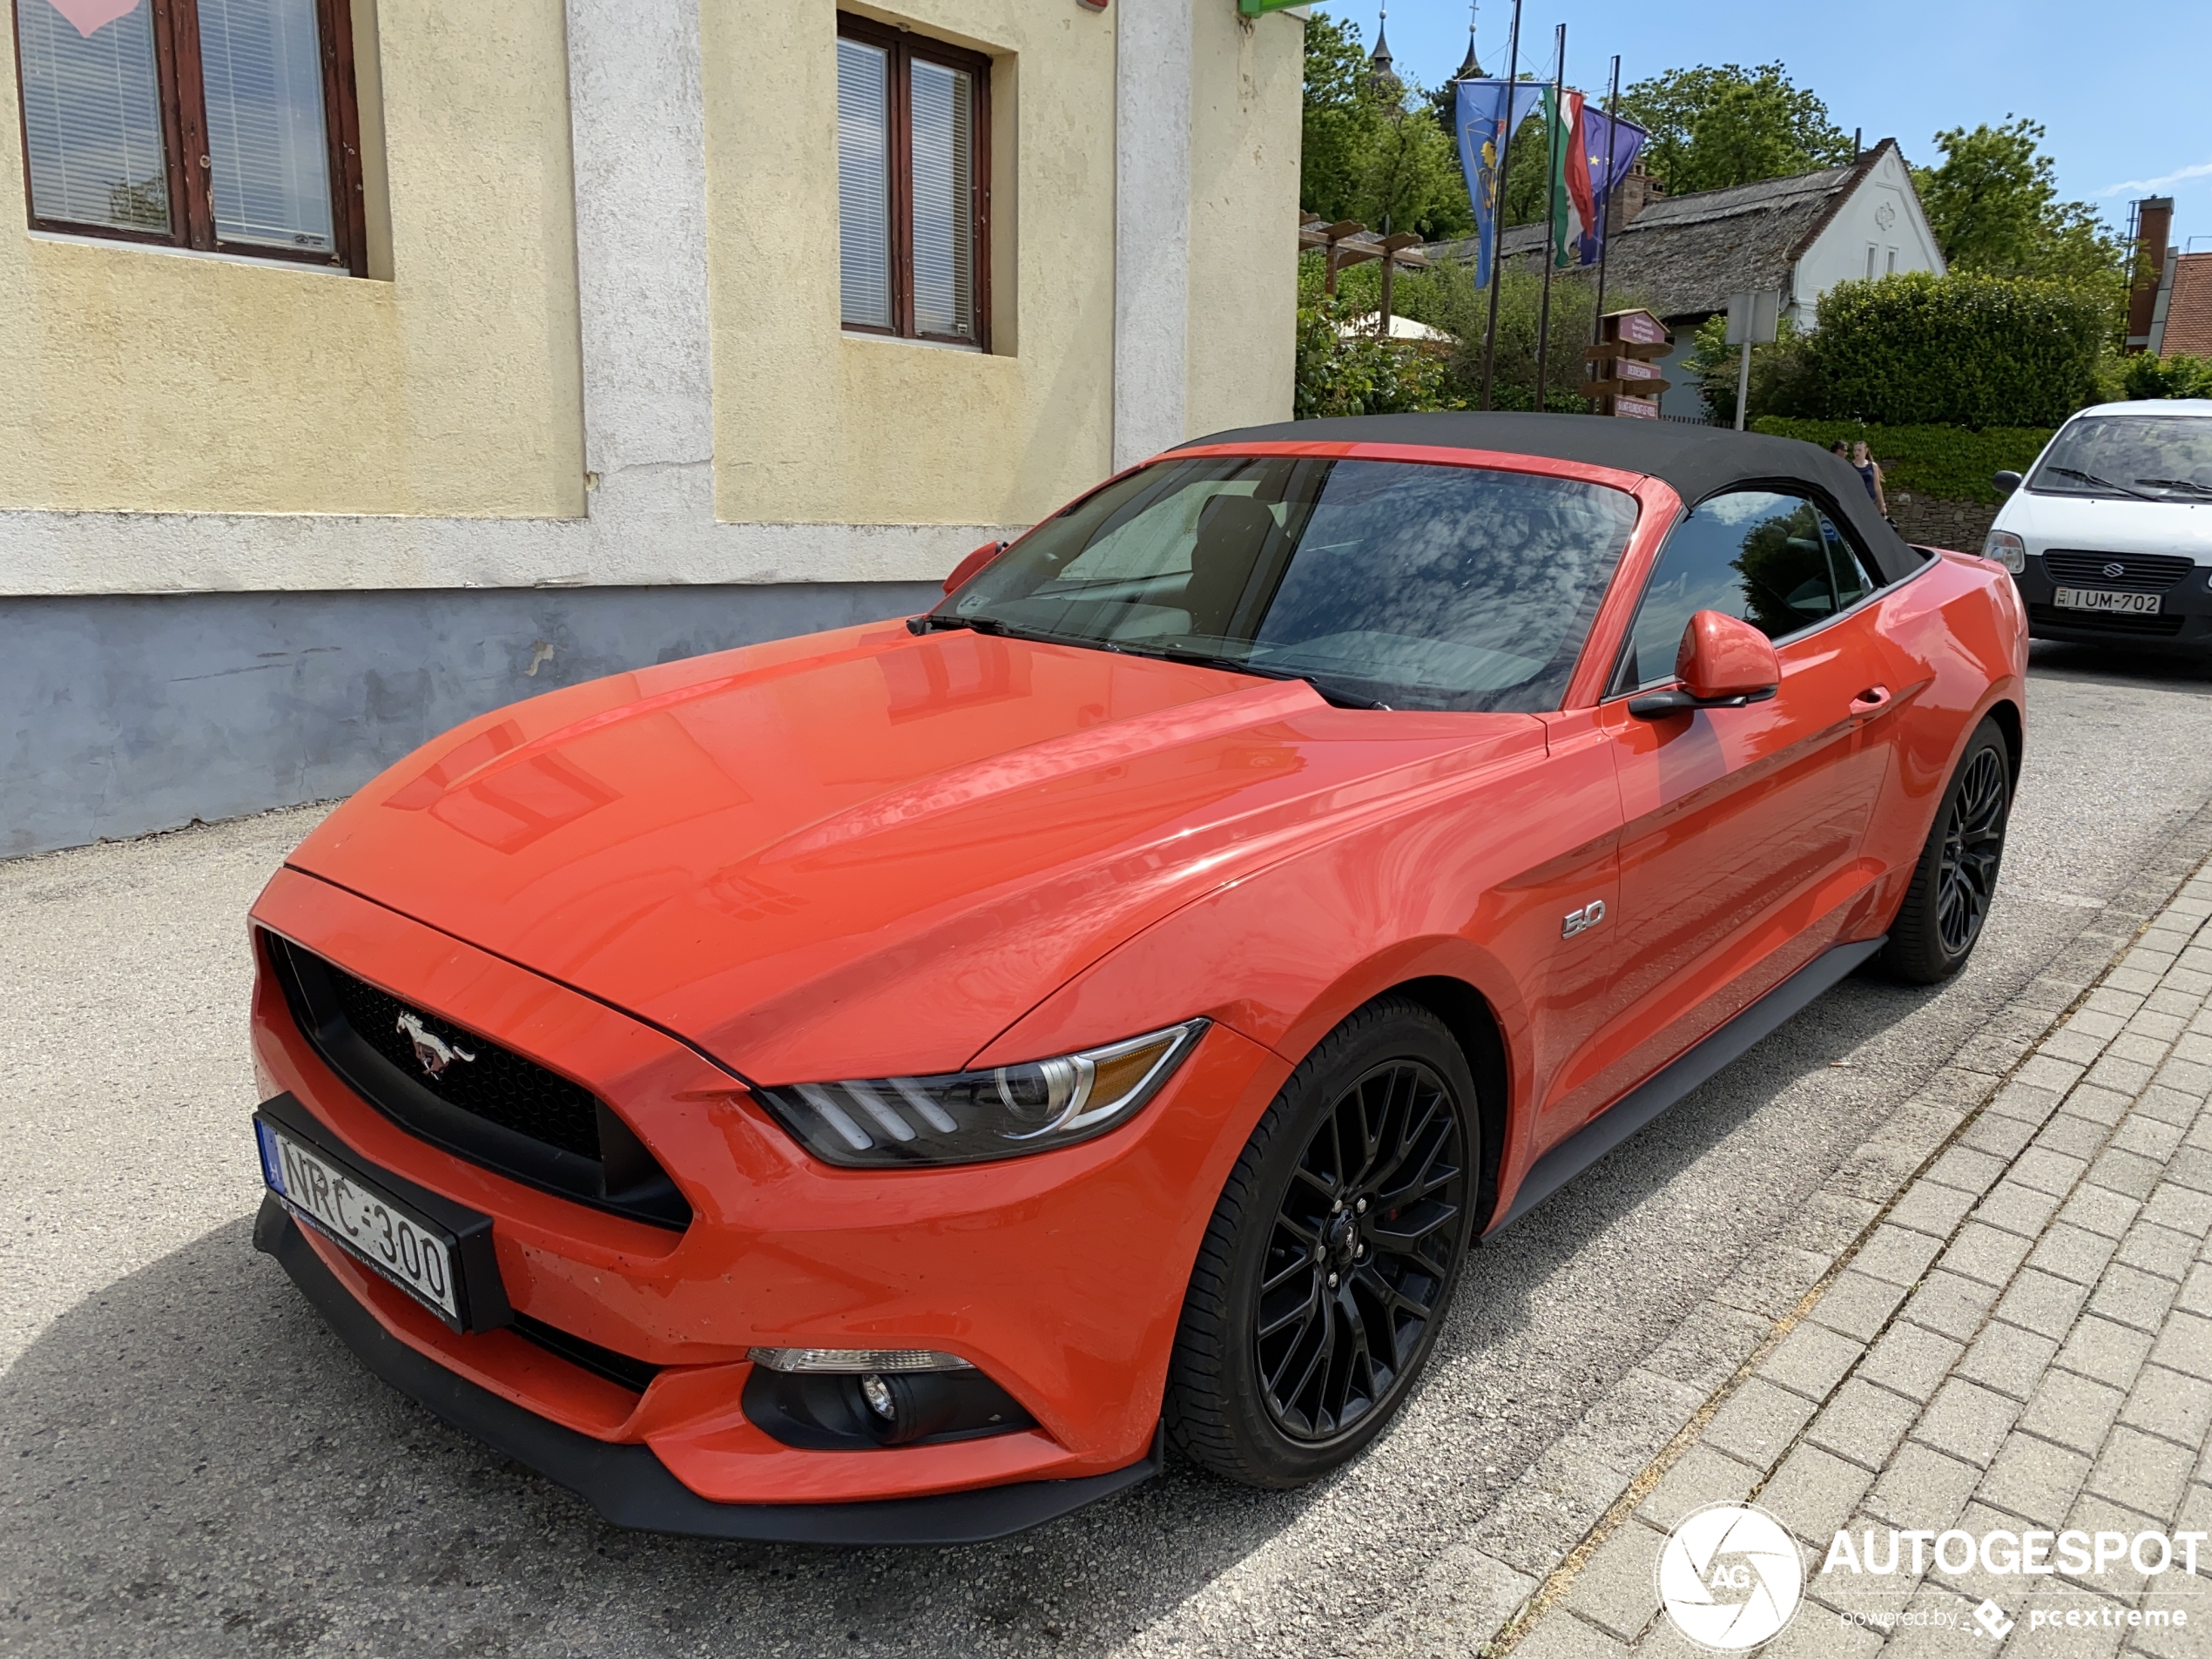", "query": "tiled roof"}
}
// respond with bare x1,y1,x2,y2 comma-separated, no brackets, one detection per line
1423,145,1888,321
2162,254,2212,360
